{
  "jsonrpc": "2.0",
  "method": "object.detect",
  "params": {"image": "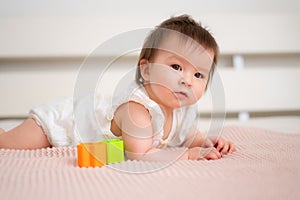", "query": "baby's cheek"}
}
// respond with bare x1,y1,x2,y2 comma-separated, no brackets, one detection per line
192,85,205,100
151,84,174,101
